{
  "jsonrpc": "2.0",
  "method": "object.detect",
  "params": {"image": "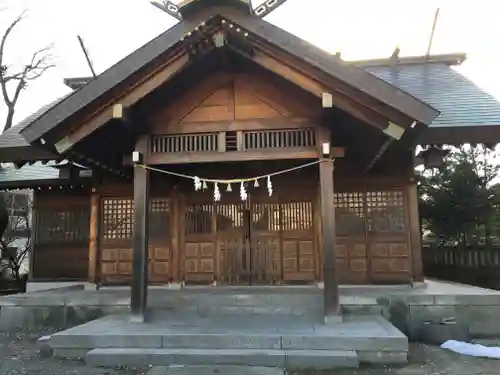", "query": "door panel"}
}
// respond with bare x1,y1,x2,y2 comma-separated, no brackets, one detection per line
366,190,411,283
182,190,318,285
280,200,316,282
249,200,281,284
184,202,216,283
100,197,171,285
